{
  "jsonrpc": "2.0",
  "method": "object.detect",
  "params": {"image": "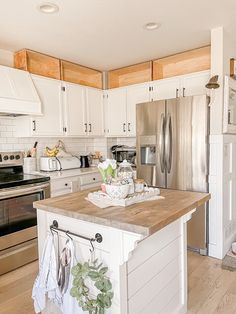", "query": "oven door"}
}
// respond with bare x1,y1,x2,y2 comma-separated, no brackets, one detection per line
0,182,50,251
